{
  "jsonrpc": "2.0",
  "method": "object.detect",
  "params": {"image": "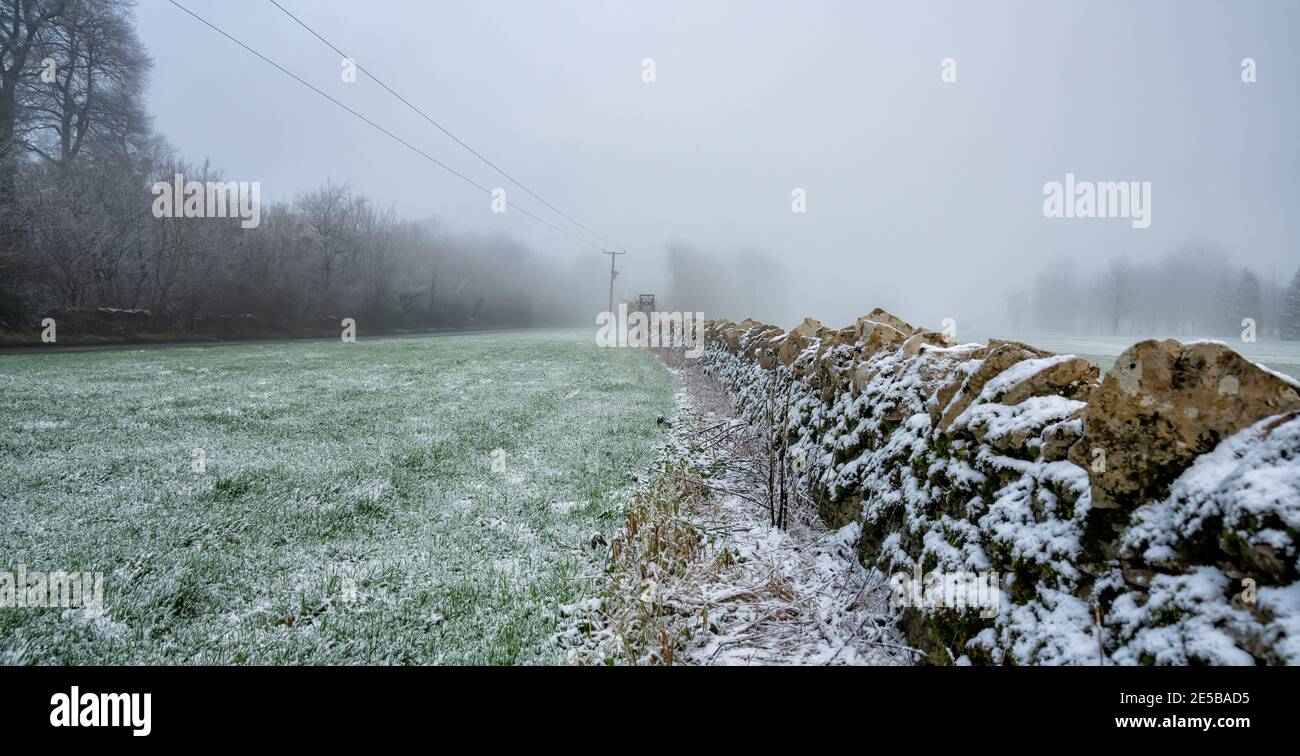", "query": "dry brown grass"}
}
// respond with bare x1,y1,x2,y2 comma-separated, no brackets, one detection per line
562,361,912,666
598,466,709,665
